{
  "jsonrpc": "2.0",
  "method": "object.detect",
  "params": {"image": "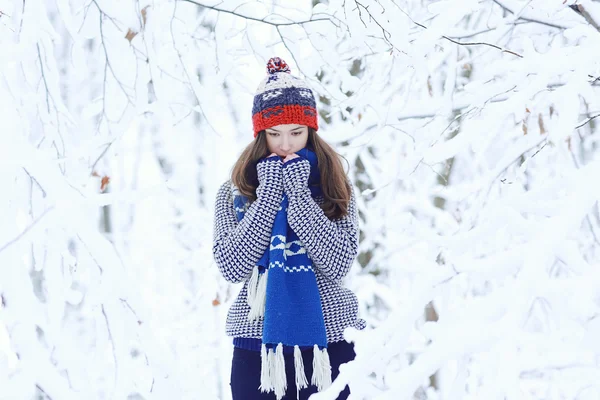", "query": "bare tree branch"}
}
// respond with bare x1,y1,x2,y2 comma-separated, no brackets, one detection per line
90,142,113,174
408,15,523,58
354,0,401,53
576,113,600,130
92,0,135,124
385,0,524,57
446,21,532,39
395,80,595,122
102,305,118,398
0,207,55,254
442,35,523,58
35,384,53,400
570,3,600,33
23,168,47,198
76,234,104,274
36,44,51,114
169,0,218,135
178,0,332,26
492,0,573,30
